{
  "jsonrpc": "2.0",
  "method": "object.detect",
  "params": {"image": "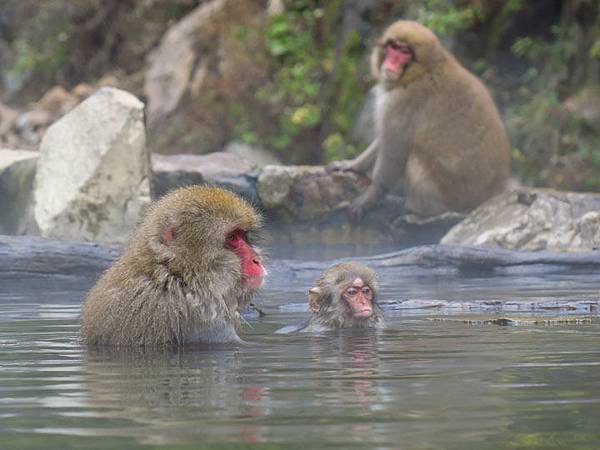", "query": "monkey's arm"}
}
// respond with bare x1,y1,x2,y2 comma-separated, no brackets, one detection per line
327,138,380,175
350,140,408,218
